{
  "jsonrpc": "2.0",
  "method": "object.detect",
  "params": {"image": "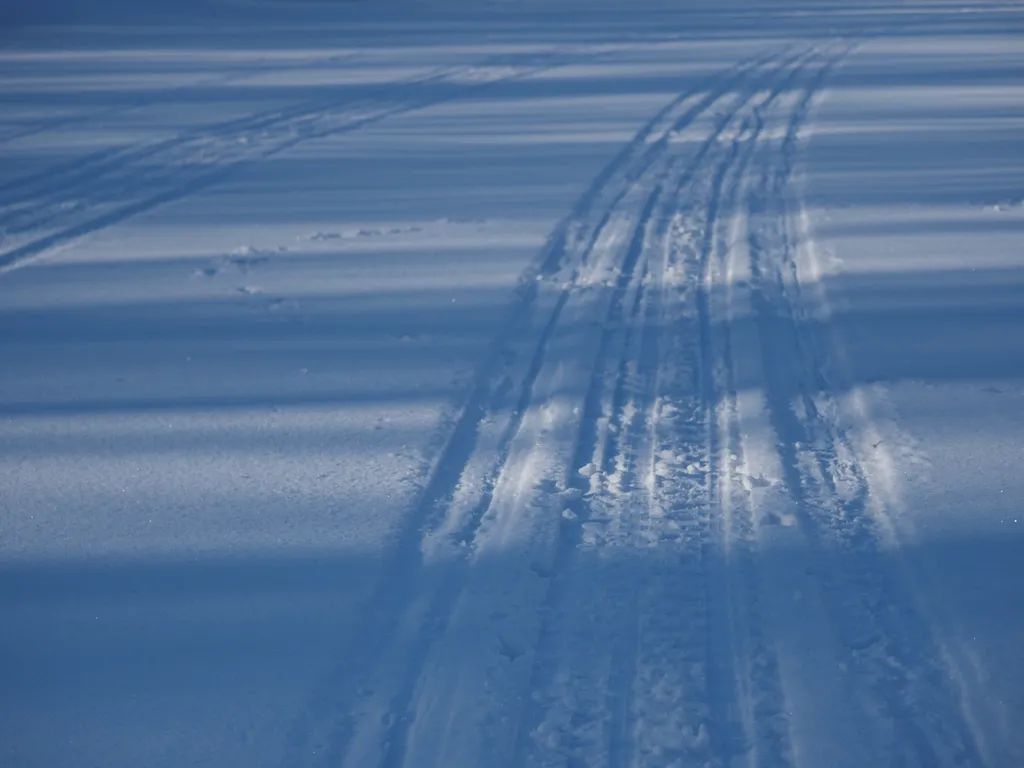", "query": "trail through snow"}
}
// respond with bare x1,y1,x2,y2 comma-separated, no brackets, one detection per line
1,2,1023,767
